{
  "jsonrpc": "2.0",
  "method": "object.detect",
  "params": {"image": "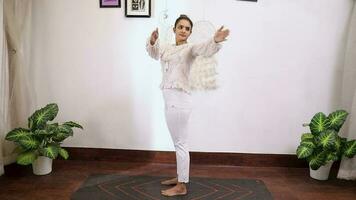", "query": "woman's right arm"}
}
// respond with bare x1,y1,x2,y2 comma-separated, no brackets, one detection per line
146,28,160,60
